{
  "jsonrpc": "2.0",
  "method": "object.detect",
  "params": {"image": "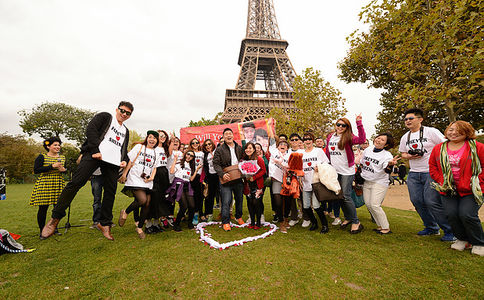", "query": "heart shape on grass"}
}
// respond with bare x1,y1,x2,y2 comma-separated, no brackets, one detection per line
196,221,278,250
